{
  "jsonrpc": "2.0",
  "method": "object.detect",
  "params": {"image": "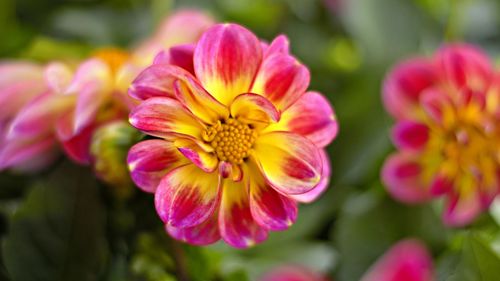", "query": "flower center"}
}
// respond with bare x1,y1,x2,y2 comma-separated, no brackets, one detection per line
202,118,257,164
92,47,130,74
